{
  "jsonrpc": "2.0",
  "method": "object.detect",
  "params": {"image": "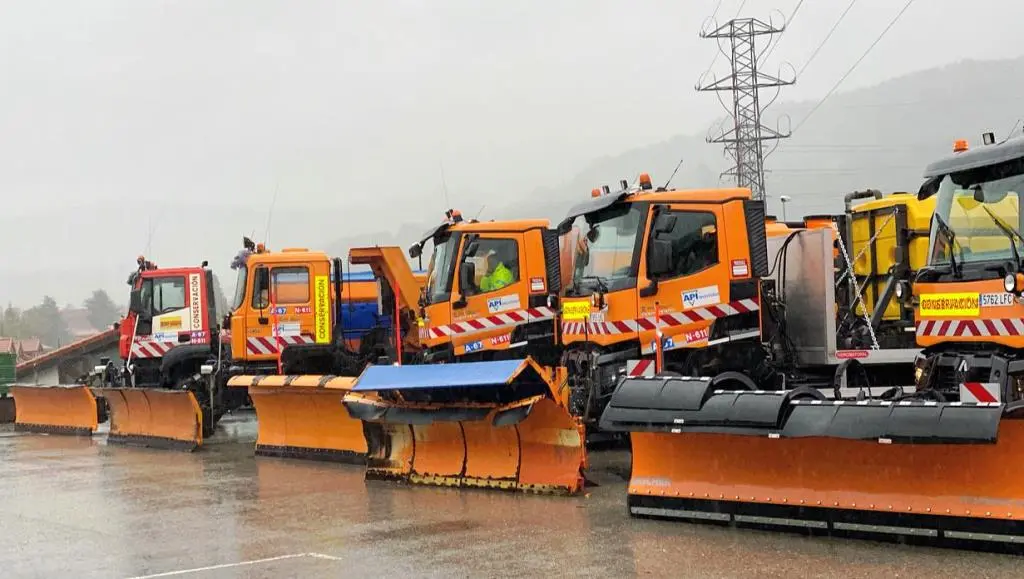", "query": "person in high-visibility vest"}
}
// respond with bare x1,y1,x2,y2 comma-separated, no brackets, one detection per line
480,245,517,292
